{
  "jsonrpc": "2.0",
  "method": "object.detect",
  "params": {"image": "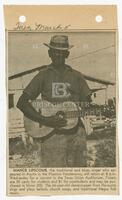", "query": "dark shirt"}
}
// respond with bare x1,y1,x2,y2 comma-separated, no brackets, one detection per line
24,63,91,103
